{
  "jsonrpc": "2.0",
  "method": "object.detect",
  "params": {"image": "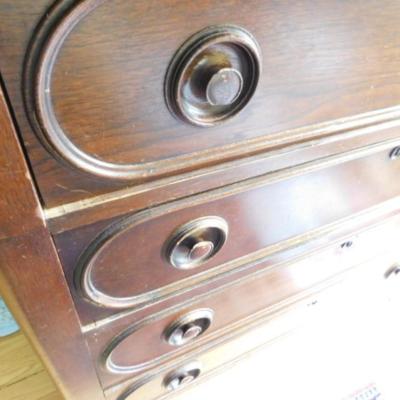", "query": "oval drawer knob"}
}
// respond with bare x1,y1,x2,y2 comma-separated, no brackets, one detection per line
164,362,202,391
164,309,214,347
165,25,261,126
165,216,228,270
